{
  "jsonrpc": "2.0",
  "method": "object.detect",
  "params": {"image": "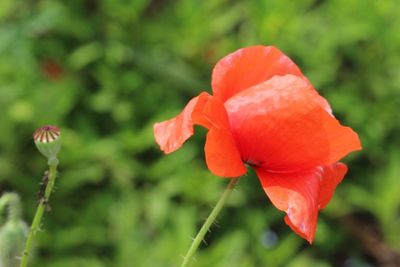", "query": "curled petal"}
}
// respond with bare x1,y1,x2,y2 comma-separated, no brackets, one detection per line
256,162,348,243
225,75,361,171
154,92,246,177
154,92,211,154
